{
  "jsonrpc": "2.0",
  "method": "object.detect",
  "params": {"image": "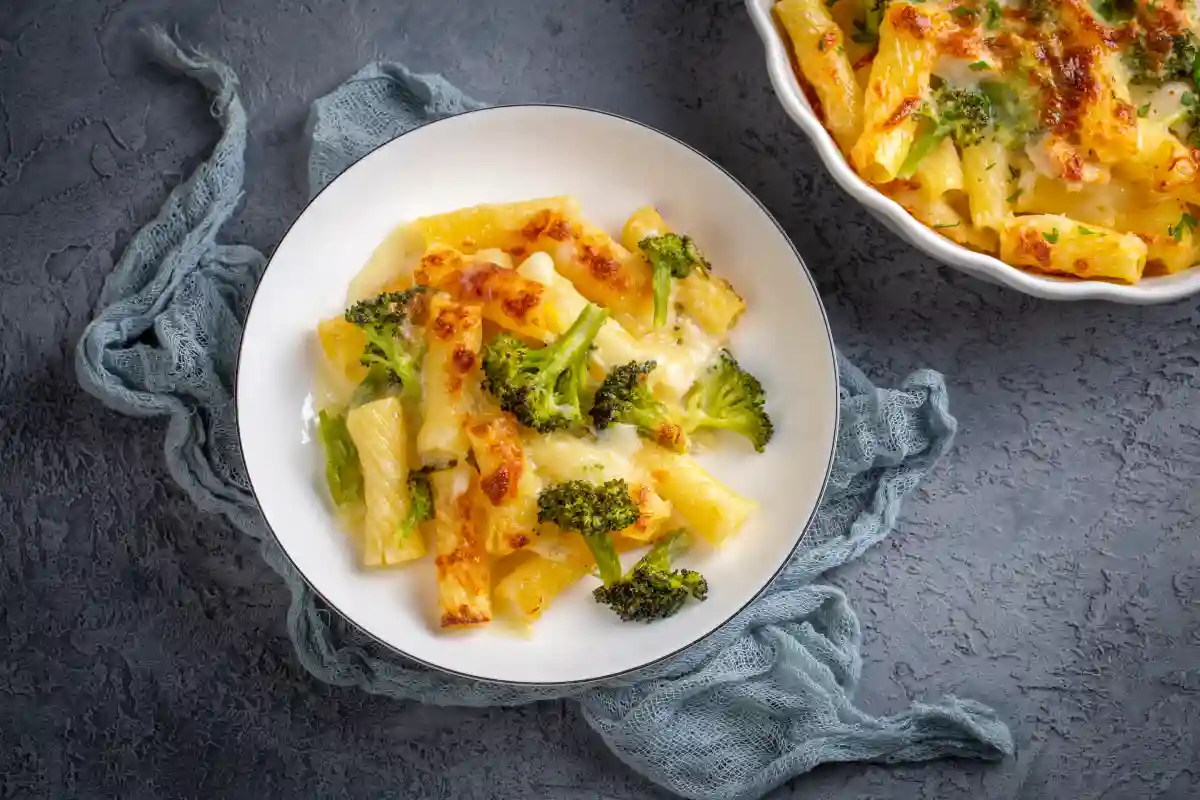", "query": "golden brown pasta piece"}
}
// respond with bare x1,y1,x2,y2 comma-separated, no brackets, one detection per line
431,463,492,628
